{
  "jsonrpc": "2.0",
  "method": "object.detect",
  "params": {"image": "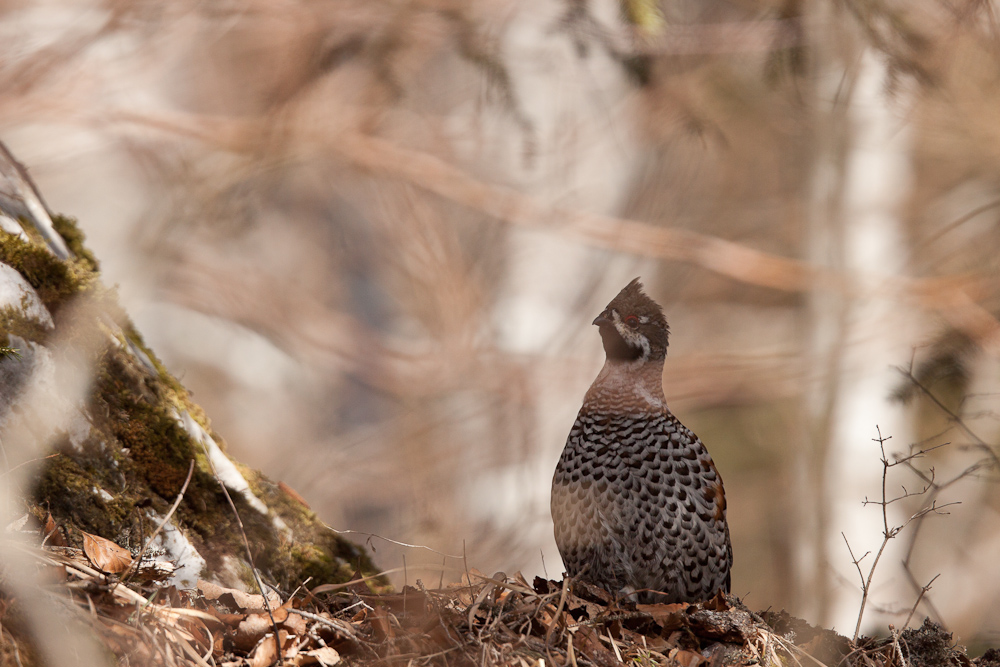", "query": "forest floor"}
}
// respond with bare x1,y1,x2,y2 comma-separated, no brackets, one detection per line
2,520,998,667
